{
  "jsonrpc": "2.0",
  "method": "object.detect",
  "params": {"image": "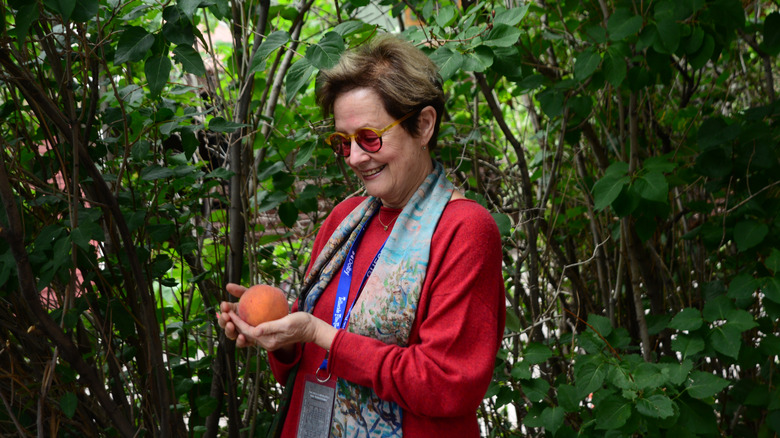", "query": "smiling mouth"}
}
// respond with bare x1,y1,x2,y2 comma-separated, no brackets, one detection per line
361,165,386,178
